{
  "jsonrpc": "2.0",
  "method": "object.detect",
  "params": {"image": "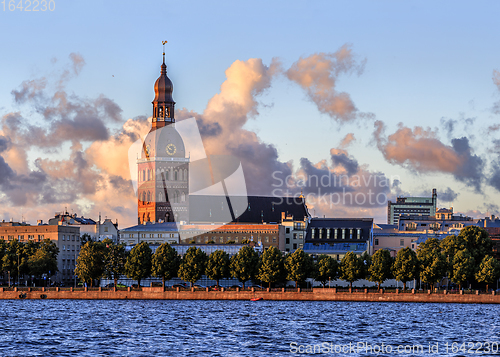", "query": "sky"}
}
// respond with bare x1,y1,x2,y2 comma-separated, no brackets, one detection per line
1,0,500,227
